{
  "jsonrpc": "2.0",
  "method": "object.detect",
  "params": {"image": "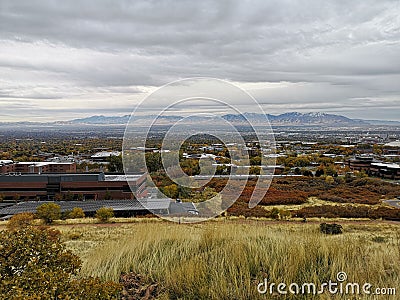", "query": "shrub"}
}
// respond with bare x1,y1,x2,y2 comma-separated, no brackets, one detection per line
6,212,35,230
36,202,61,224
293,205,364,219
325,175,335,184
369,207,400,220
54,193,63,201
96,207,114,222
68,232,82,240
315,168,325,177
162,184,179,199
320,223,343,235
302,170,314,177
227,202,269,218
0,226,122,299
68,207,86,219
279,209,291,220
269,207,280,220
371,236,386,243
240,186,308,205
